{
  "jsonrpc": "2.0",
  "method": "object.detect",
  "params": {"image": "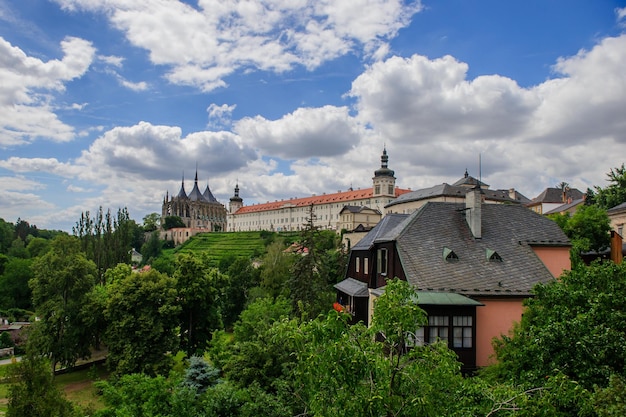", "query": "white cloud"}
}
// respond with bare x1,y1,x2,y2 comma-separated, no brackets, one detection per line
345,34,626,198
120,78,148,91
234,105,362,159
617,7,626,24
53,0,422,91
0,36,95,146
207,103,236,129
98,54,124,67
